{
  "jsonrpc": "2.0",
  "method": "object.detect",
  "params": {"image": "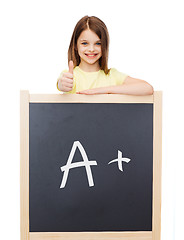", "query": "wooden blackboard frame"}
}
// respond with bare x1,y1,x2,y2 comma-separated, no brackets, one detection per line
20,91,162,240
